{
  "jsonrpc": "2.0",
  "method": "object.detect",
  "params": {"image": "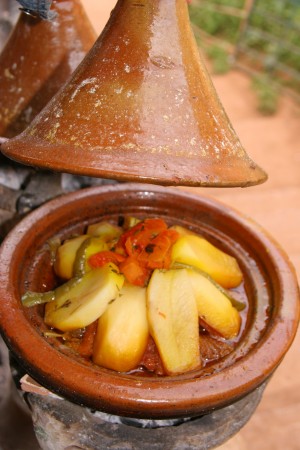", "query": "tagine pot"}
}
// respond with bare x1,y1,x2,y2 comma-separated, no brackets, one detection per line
0,184,298,425
0,0,96,139
1,0,267,187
